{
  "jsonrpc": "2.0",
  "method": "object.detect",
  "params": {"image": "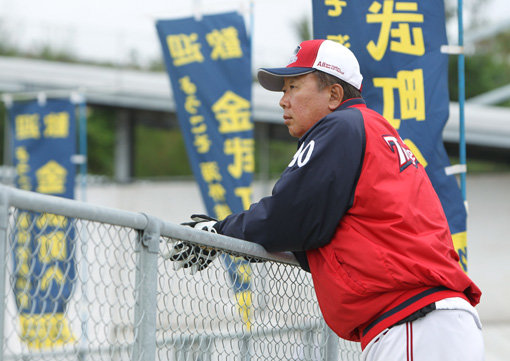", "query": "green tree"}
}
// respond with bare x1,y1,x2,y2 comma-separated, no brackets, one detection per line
134,125,191,177
0,103,5,163
445,1,510,104
86,108,115,176
293,15,312,42
449,47,510,102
